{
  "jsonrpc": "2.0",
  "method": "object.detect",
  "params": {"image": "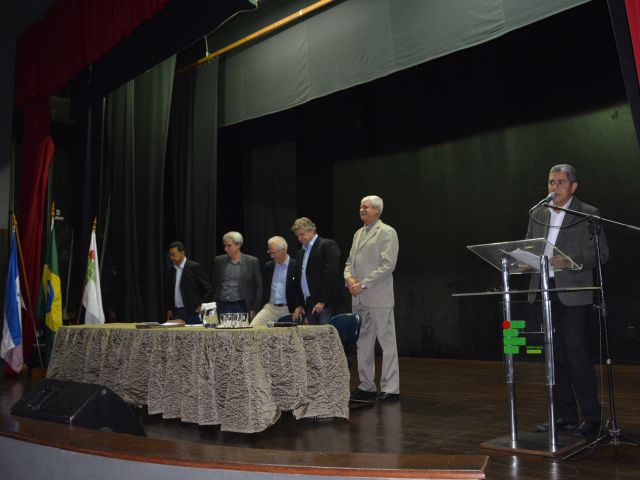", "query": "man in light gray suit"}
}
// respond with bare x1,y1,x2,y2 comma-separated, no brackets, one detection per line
527,164,608,438
213,231,262,319
345,195,400,402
